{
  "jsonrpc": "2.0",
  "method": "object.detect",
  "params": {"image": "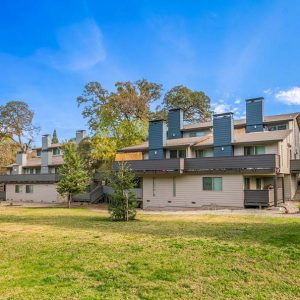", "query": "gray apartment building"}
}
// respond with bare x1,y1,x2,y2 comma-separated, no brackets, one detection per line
0,130,87,203
114,97,300,209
